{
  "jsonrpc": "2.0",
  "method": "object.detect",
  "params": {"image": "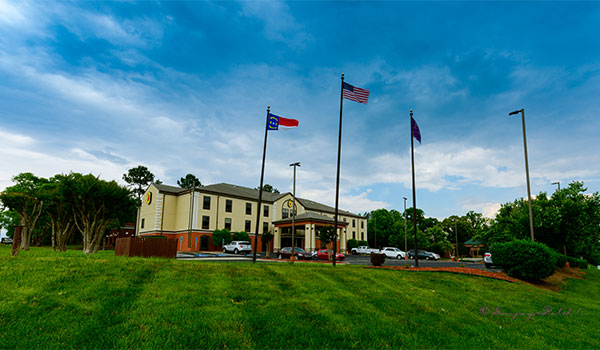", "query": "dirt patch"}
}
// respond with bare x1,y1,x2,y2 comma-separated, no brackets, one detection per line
521,267,586,292
366,266,587,292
